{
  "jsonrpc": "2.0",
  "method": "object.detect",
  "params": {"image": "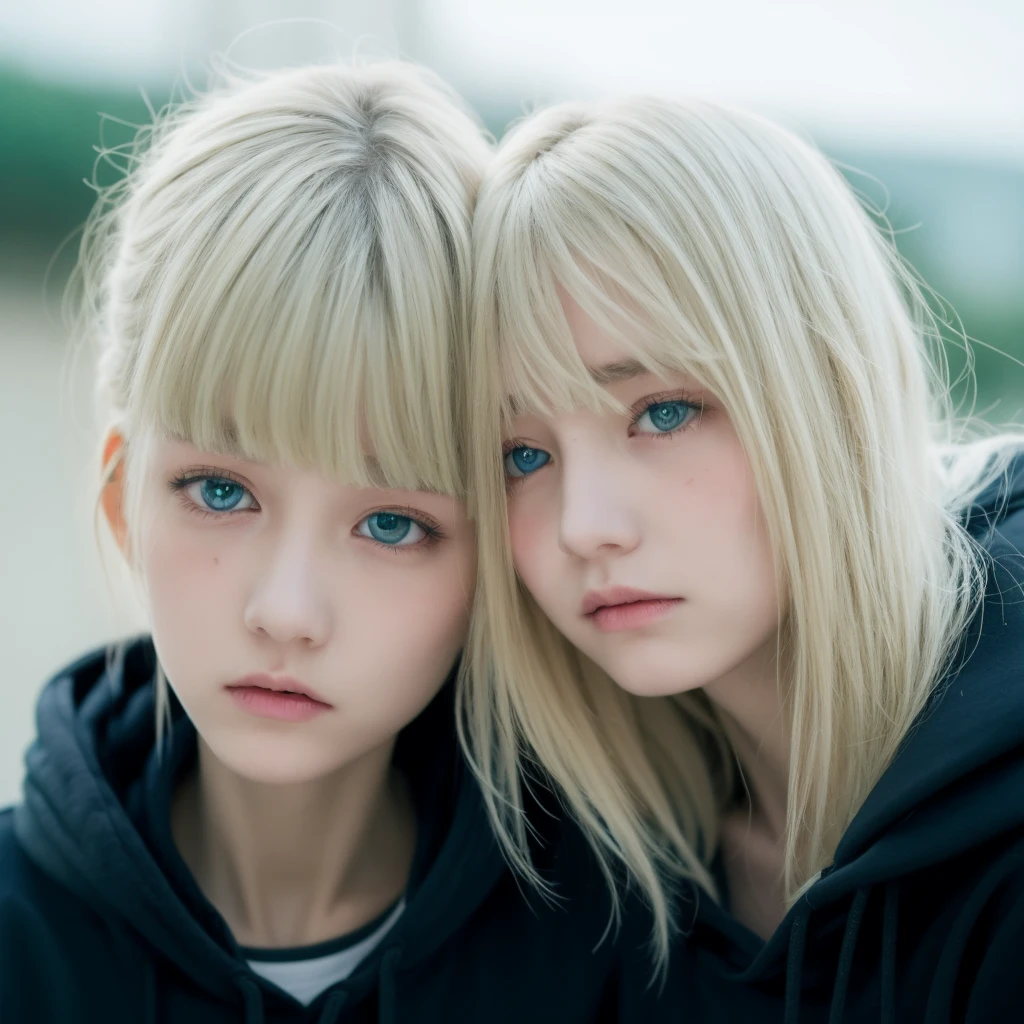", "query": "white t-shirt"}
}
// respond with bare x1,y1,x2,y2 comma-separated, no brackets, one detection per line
243,899,405,1006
